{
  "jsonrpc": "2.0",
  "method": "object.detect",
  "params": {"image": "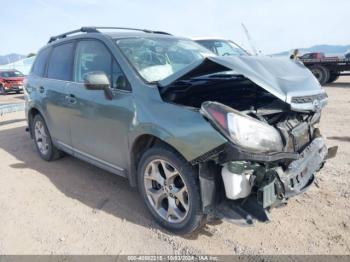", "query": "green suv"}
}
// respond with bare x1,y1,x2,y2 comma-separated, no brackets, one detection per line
25,27,336,235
